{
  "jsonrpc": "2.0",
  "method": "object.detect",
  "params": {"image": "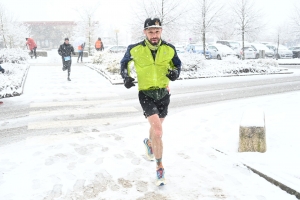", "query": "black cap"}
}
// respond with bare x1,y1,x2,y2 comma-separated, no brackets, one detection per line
144,18,162,29
65,38,69,41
